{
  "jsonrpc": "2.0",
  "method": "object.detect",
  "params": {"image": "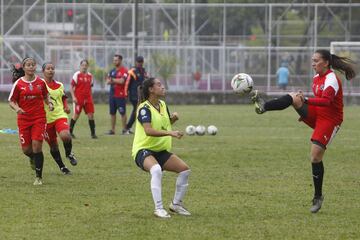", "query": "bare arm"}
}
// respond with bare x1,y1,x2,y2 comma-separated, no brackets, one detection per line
142,122,183,139
9,101,25,114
